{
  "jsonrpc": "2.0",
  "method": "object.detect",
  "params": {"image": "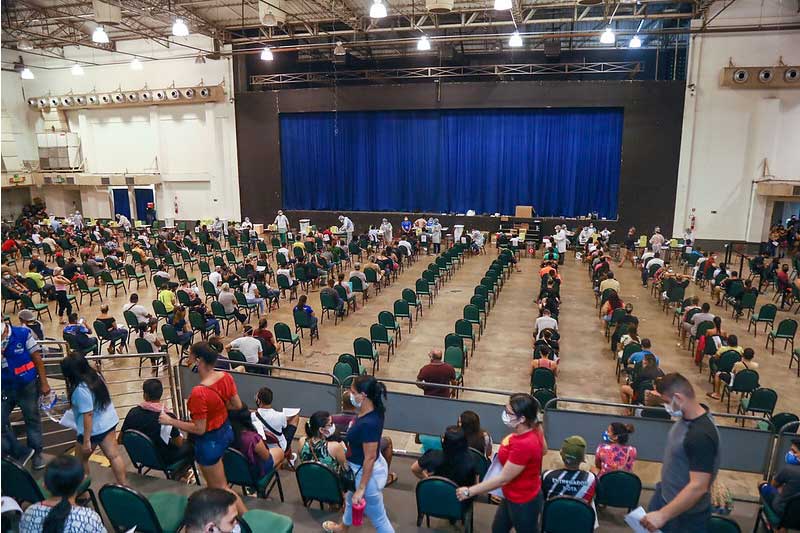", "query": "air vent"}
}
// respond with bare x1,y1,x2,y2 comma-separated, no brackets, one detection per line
43,176,52,184
793,186,800,196
125,176,135,185
65,177,75,185
101,177,110,185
